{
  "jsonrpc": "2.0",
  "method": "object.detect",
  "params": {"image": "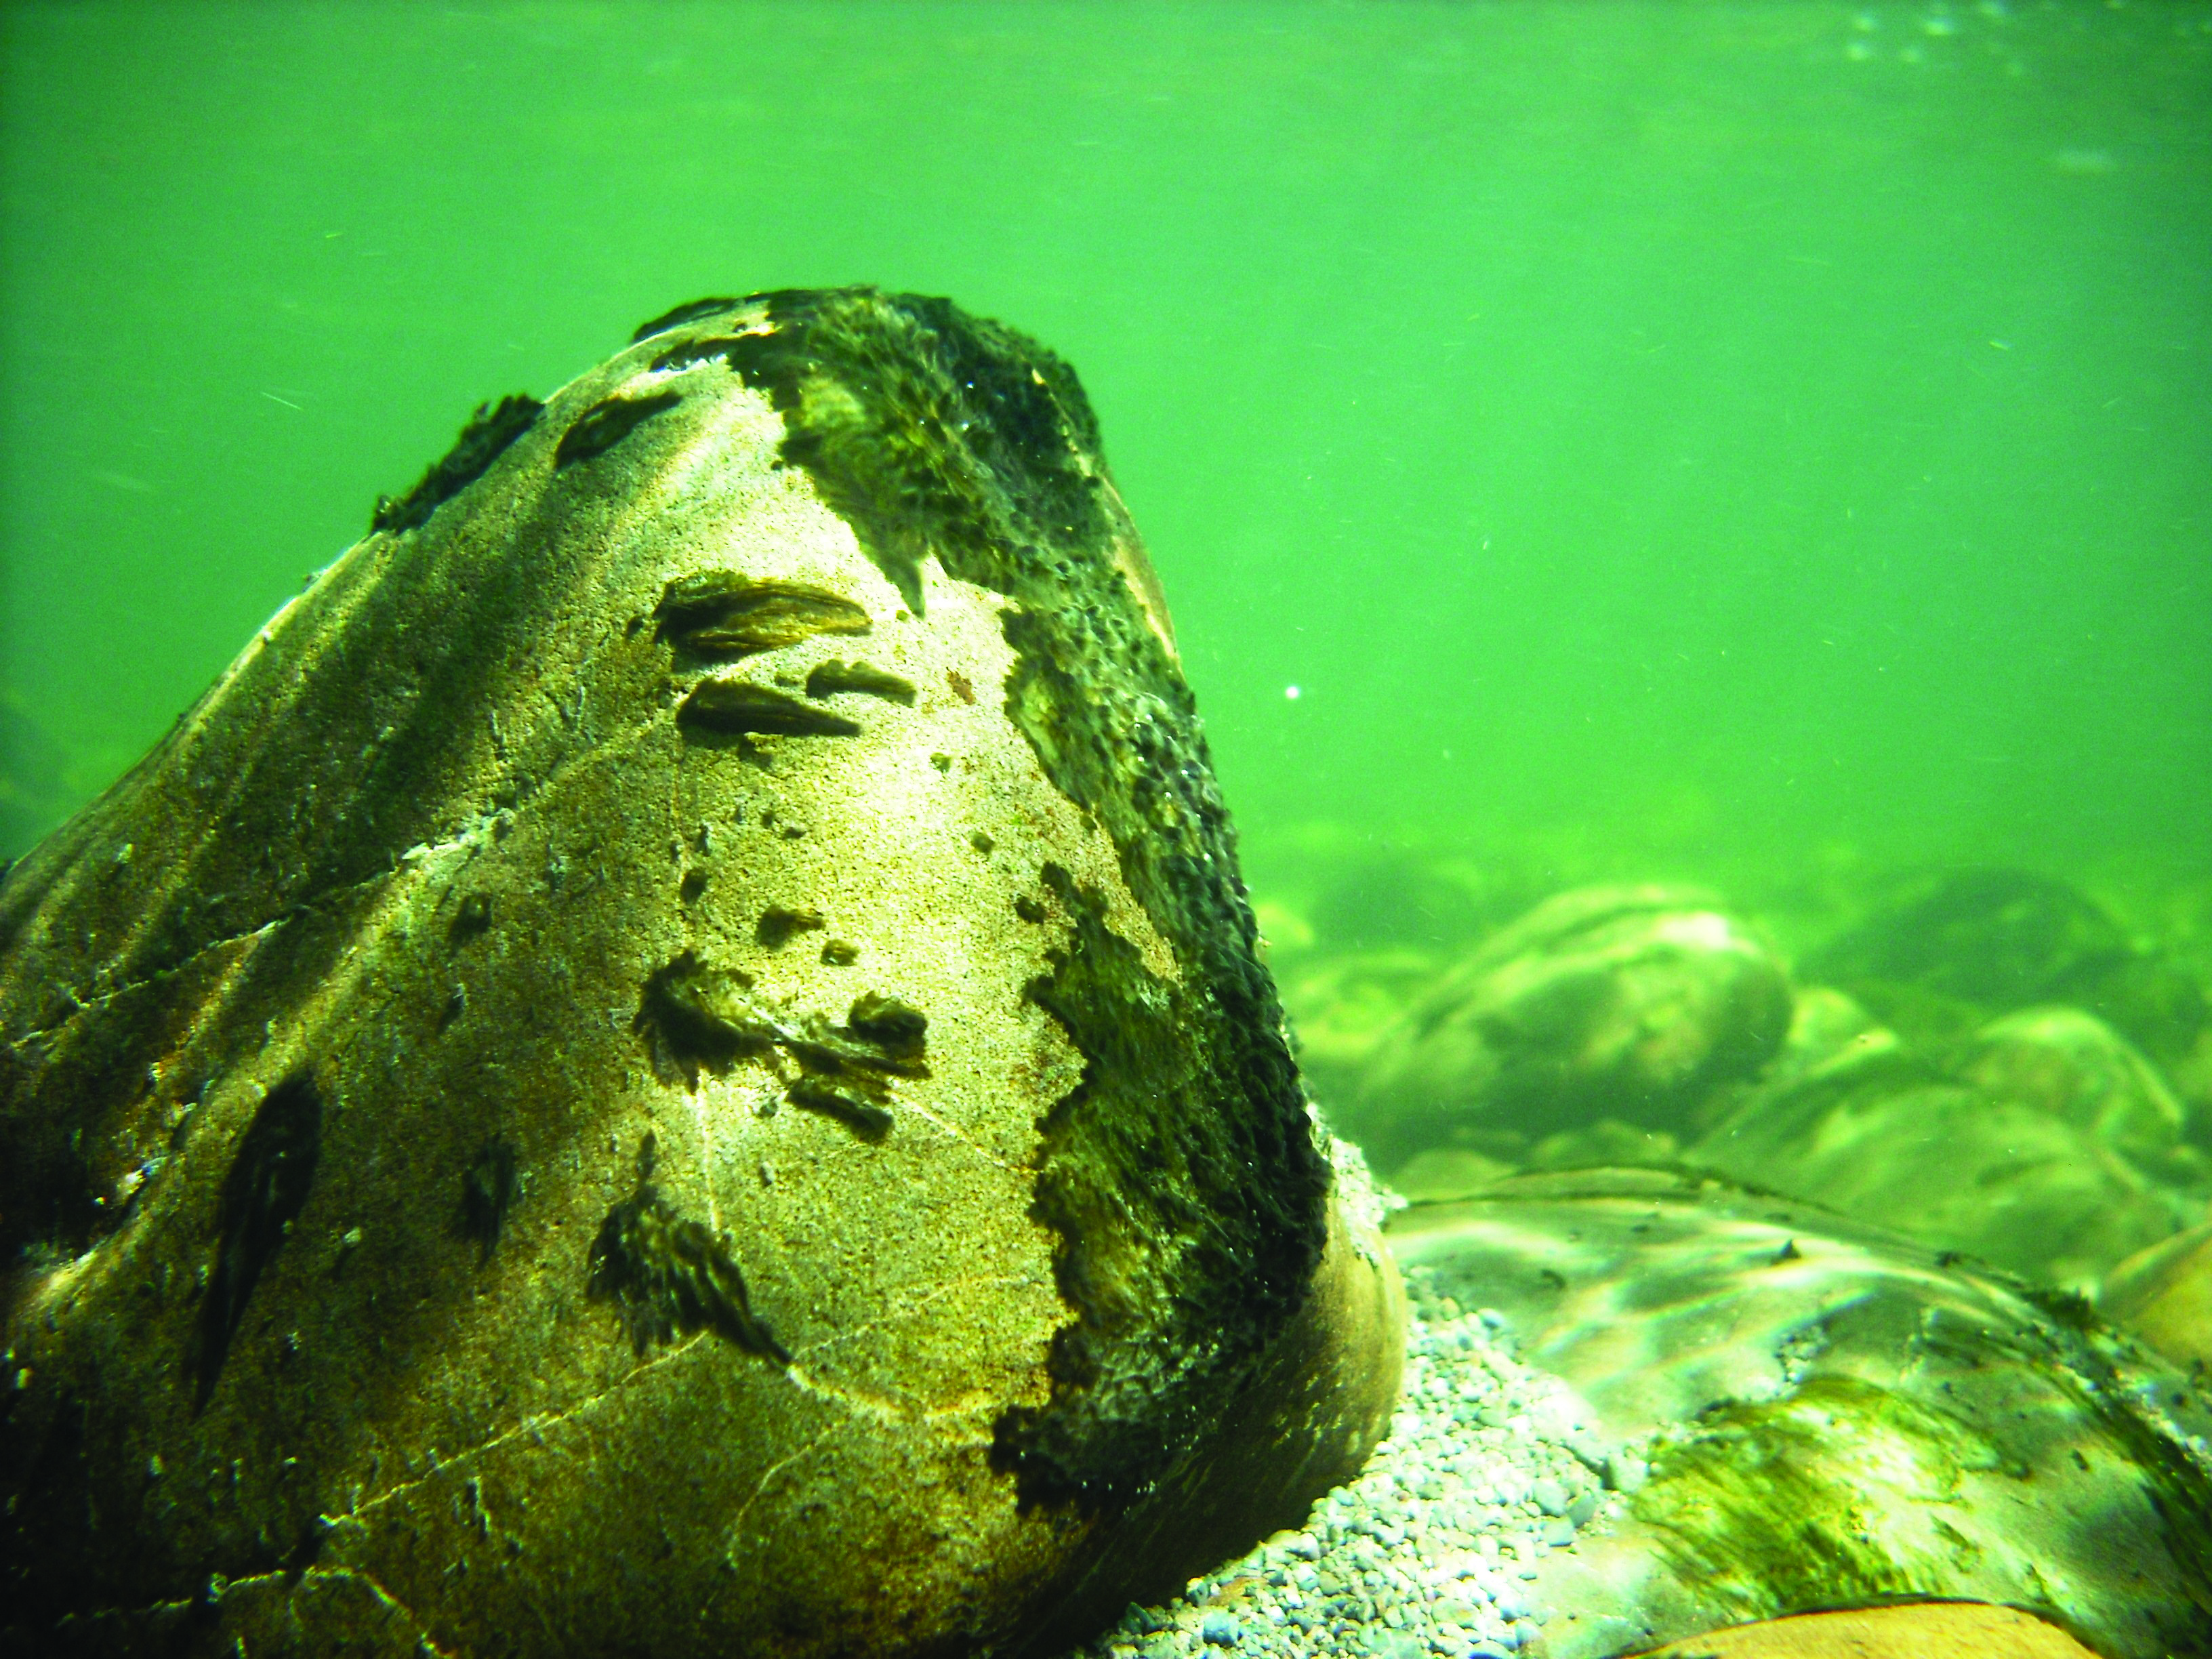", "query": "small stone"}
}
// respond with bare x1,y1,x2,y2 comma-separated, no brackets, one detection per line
1200,1610,1242,1647
1603,1454,1647,1493
1528,1477,1568,1517
1540,1517,1576,1547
